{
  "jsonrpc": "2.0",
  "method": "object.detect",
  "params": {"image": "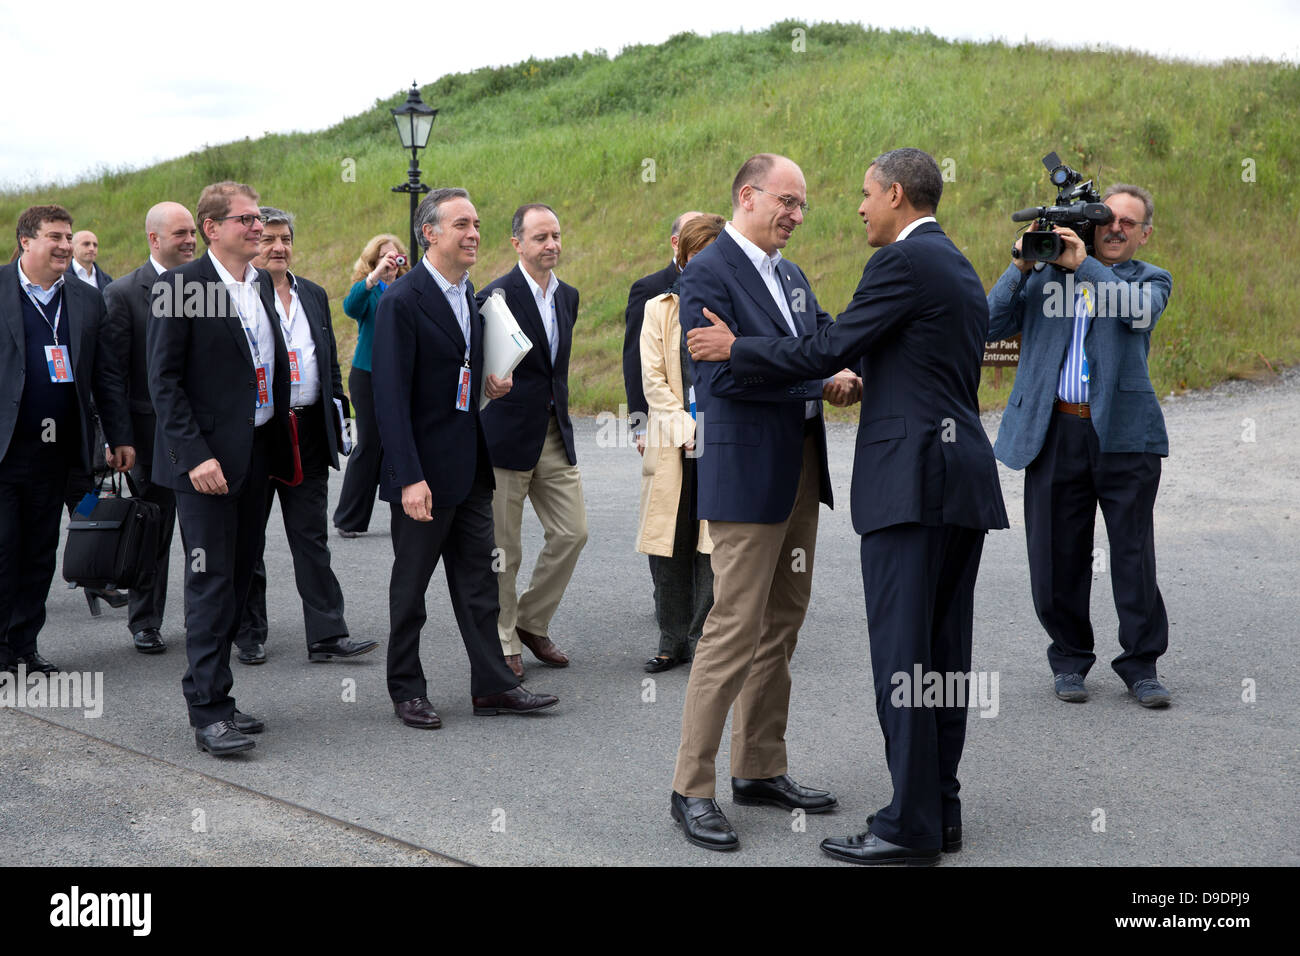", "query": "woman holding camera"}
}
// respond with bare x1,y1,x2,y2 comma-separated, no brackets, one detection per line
333,234,409,537
636,214,725,672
